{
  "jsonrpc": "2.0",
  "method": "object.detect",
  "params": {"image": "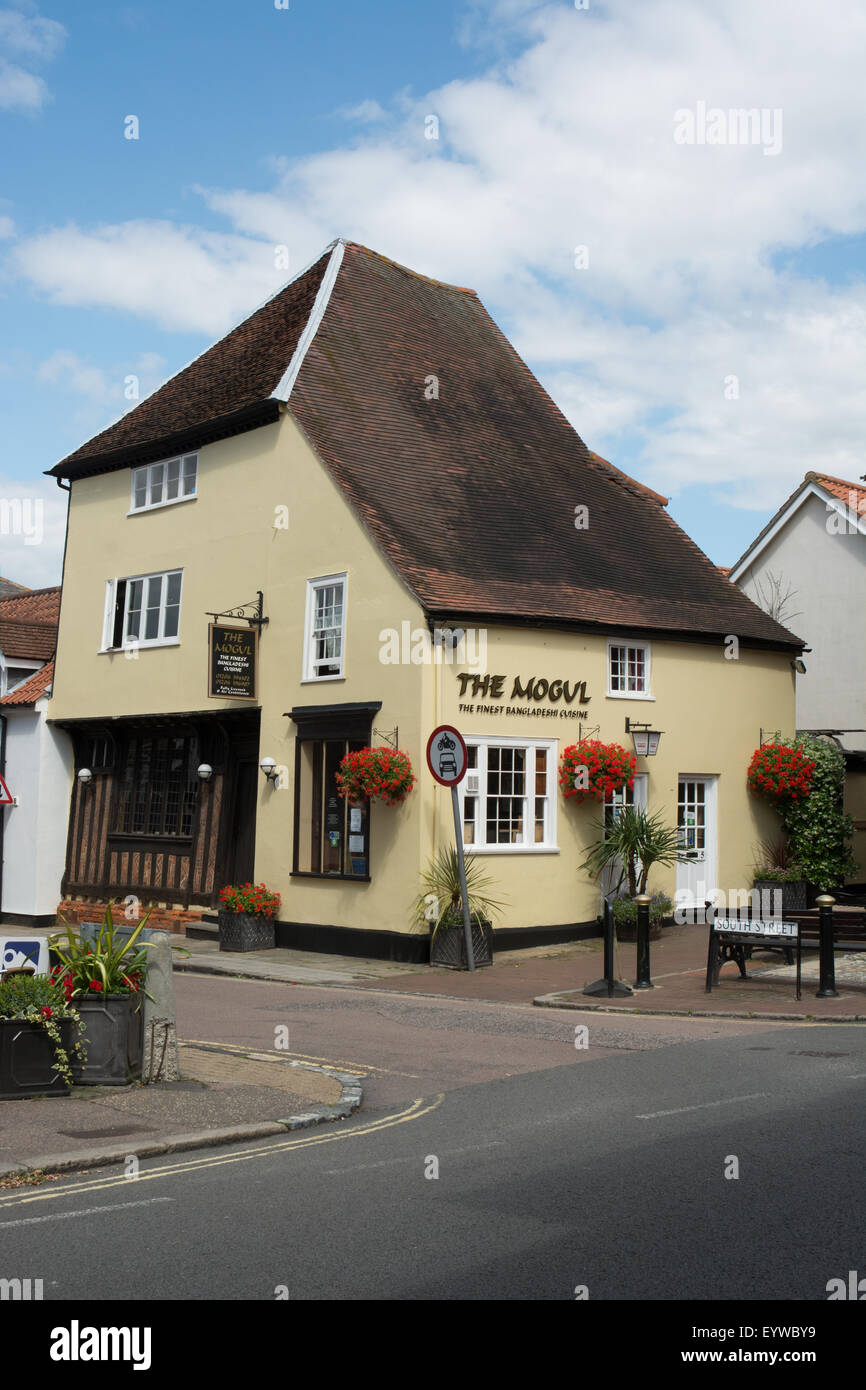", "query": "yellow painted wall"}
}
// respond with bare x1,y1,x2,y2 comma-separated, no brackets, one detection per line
426,628,795,929
51,411,797,938
51,410,429,933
